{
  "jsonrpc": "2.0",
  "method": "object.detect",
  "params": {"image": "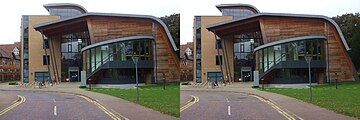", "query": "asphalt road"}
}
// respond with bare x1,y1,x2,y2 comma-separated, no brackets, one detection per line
0,91,113,120
180,91,287,120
